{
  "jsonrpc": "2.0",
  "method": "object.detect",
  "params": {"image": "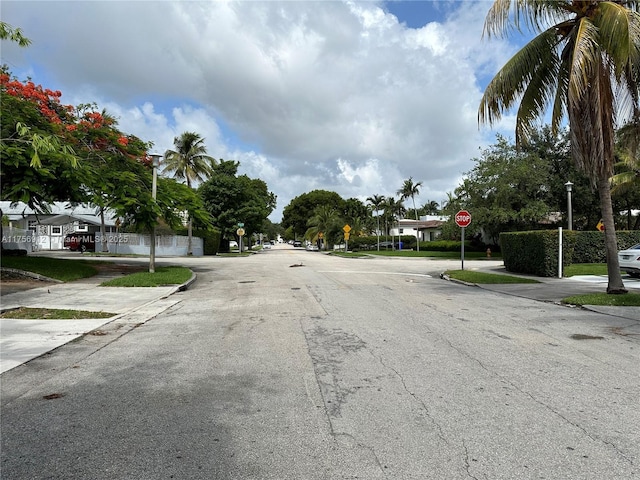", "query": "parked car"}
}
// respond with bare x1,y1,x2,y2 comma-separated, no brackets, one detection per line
618,244,640,278
262,243,271,250
293,240,303,247
306,244,319,251
64,232,96,253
